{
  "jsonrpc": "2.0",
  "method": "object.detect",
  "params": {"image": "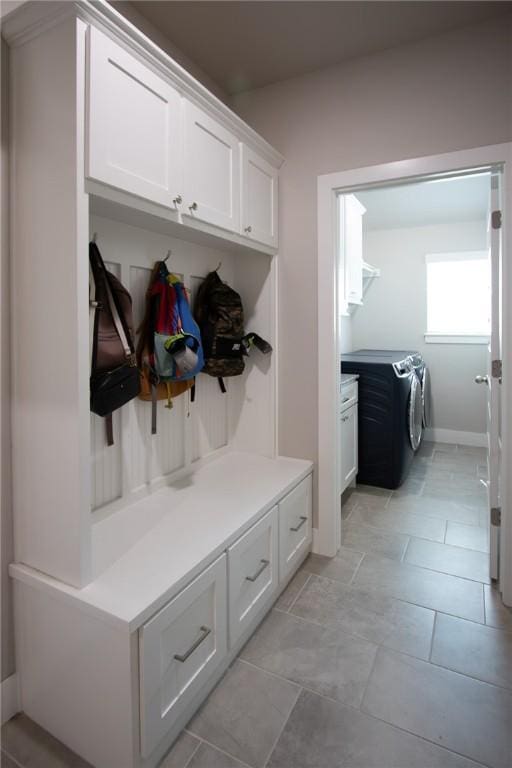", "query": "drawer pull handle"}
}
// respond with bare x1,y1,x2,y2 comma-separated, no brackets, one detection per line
290,516,308,532
174,625,211,663
245,559,270,582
